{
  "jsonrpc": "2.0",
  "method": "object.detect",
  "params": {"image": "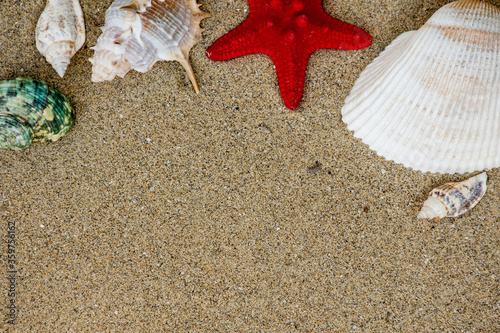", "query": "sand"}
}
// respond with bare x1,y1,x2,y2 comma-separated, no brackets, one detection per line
1,0,499,331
